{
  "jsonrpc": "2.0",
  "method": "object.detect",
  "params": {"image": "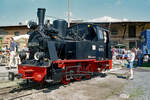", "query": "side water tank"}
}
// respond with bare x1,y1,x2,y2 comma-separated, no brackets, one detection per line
53,19,68,36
